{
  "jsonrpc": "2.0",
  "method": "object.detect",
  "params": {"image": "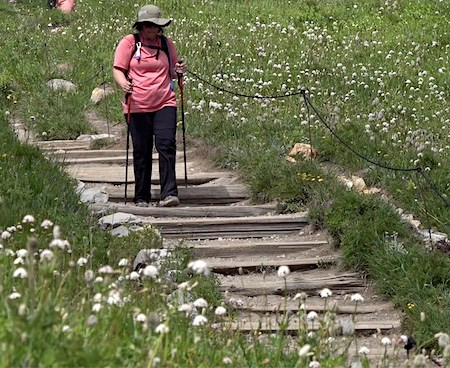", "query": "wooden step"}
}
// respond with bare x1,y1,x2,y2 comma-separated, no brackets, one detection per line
219,270,364,296
187,239,329,258
226,318,401,334
226,294,393,314
207,254,338,274
48,150,186,164
104,184,249,204
66,164,231,185
142,213,309,239
92,203,275,218
35,140,92,150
